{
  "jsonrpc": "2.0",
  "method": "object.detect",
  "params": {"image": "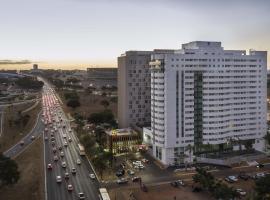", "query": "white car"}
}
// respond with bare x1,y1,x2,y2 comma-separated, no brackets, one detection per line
63,134,67,139
60,151,64,157
56,176,62,183
64,141,68,147
236,188,246,196
78,192,85,199
68,137,72,142
62,162,67,168
67,184,73,191
77,159,81,165
89,173,95,179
